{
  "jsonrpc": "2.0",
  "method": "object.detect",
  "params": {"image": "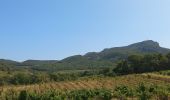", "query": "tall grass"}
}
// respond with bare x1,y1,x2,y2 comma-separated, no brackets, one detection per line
1,74,170,100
